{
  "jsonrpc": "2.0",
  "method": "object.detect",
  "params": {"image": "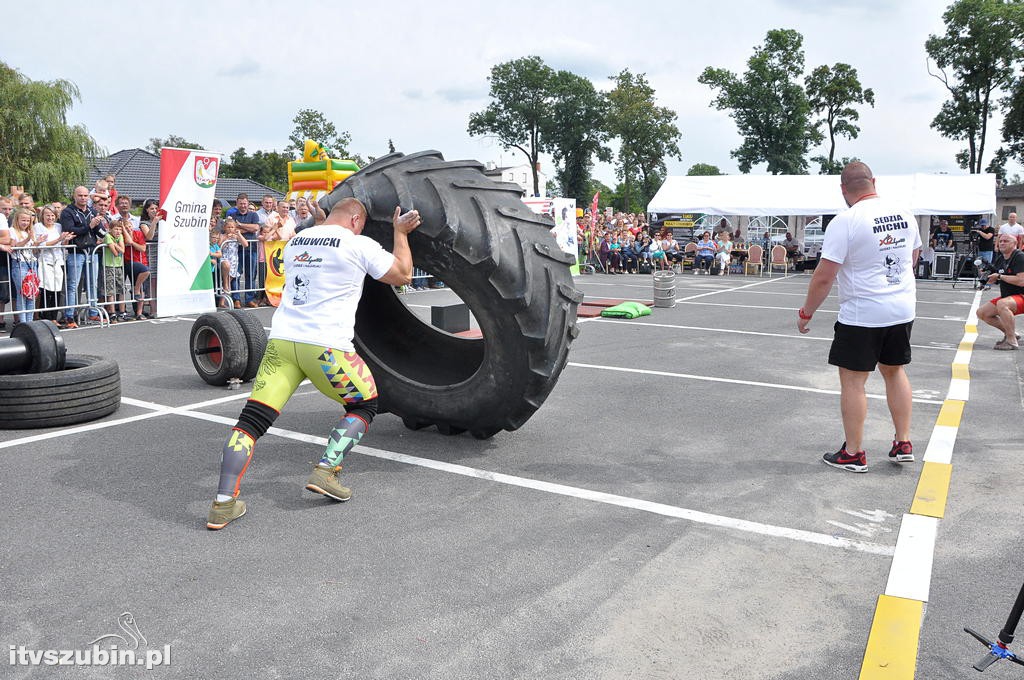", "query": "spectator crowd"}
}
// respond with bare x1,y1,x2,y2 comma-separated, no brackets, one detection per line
0,173,331,330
